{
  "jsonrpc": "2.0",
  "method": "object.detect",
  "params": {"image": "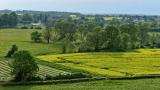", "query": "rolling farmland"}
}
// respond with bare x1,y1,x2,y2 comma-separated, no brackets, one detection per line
38,49,160,77
0,59,70,81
